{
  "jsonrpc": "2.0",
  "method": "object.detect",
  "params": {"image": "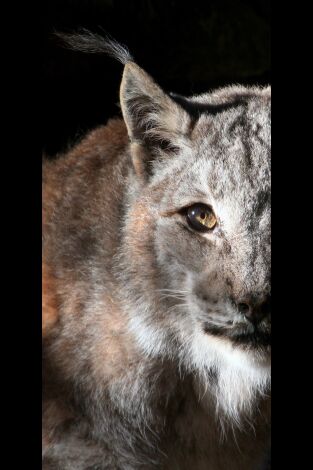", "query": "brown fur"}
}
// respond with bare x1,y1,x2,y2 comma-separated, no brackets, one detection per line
42,262,59,335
